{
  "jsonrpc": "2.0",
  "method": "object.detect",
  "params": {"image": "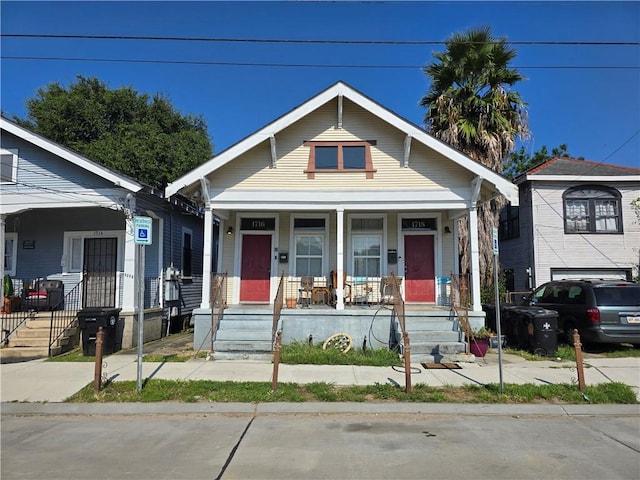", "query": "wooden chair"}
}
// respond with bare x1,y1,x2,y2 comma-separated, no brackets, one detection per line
299,276,313,308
